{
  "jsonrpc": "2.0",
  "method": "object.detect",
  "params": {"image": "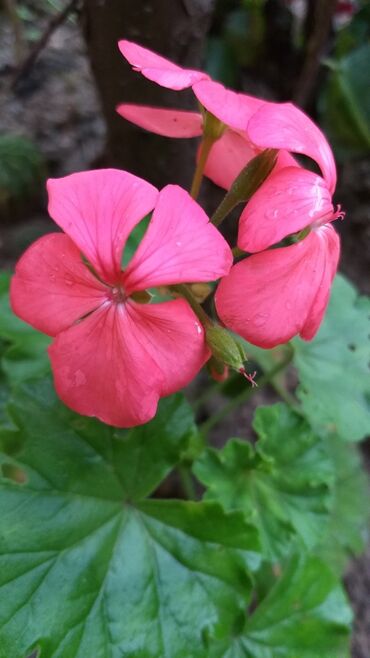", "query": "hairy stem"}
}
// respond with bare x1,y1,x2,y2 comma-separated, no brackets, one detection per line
171,284,213,328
